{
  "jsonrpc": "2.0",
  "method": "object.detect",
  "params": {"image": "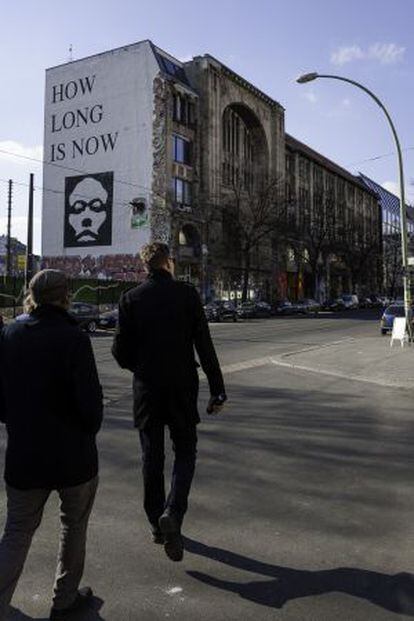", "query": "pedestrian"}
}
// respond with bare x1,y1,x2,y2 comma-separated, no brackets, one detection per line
0,269,103,620
112,242,226,562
